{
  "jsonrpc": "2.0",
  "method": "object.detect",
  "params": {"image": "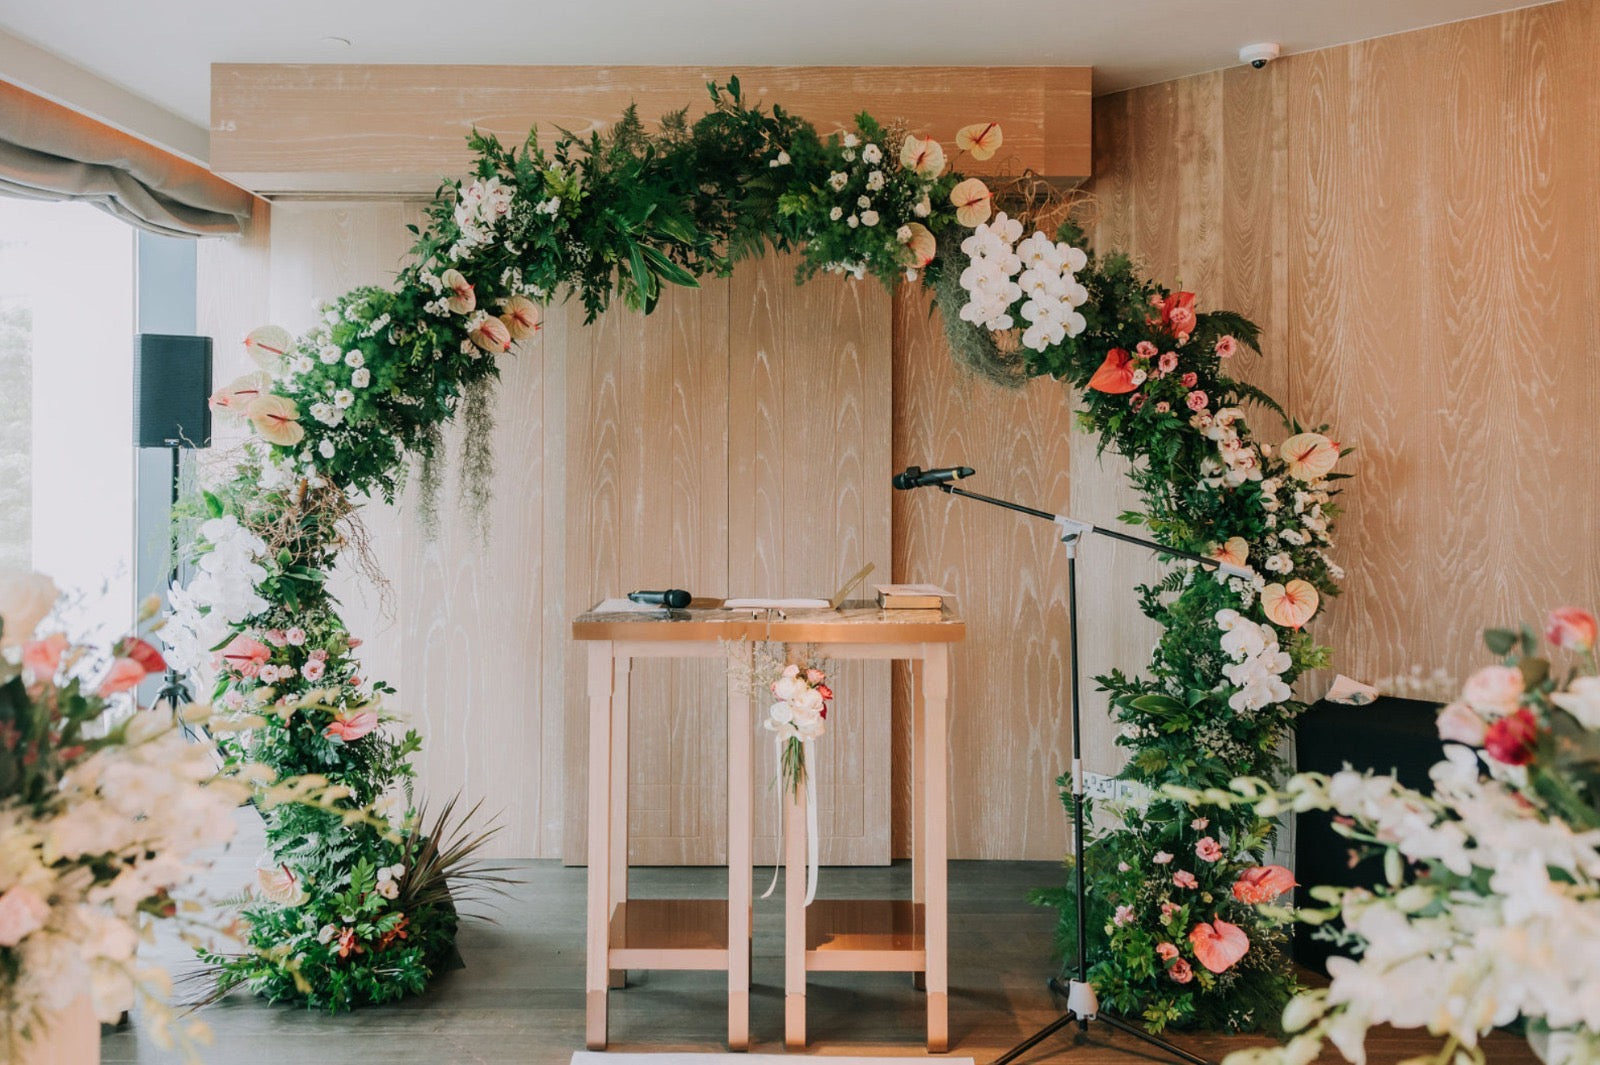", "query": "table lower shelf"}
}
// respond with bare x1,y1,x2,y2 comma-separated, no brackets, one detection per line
804,899,927,972
608,898,733,971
